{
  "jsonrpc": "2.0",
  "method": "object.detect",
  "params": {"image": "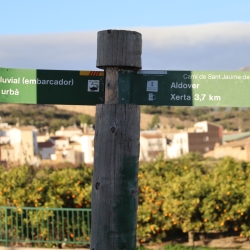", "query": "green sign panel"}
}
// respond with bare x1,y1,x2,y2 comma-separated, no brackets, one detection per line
118,70,250,107
0,68,105,105
2,68,250,107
